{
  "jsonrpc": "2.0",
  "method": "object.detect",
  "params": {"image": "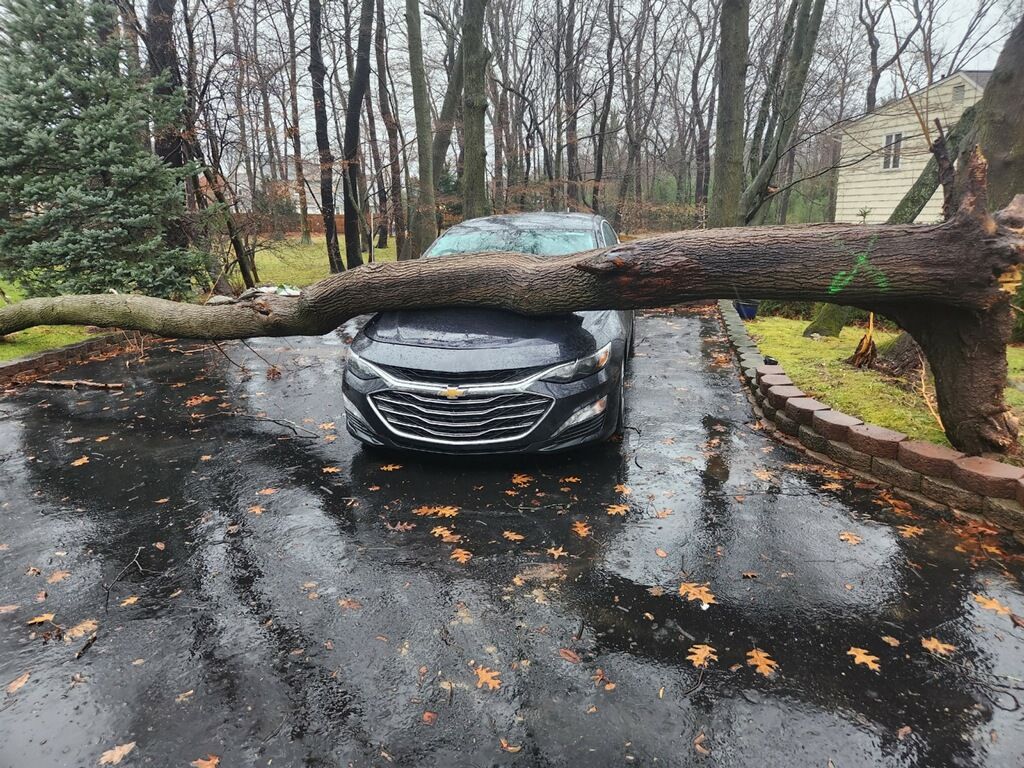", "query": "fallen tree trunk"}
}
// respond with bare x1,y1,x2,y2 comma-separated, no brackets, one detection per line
1,171,1023,454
